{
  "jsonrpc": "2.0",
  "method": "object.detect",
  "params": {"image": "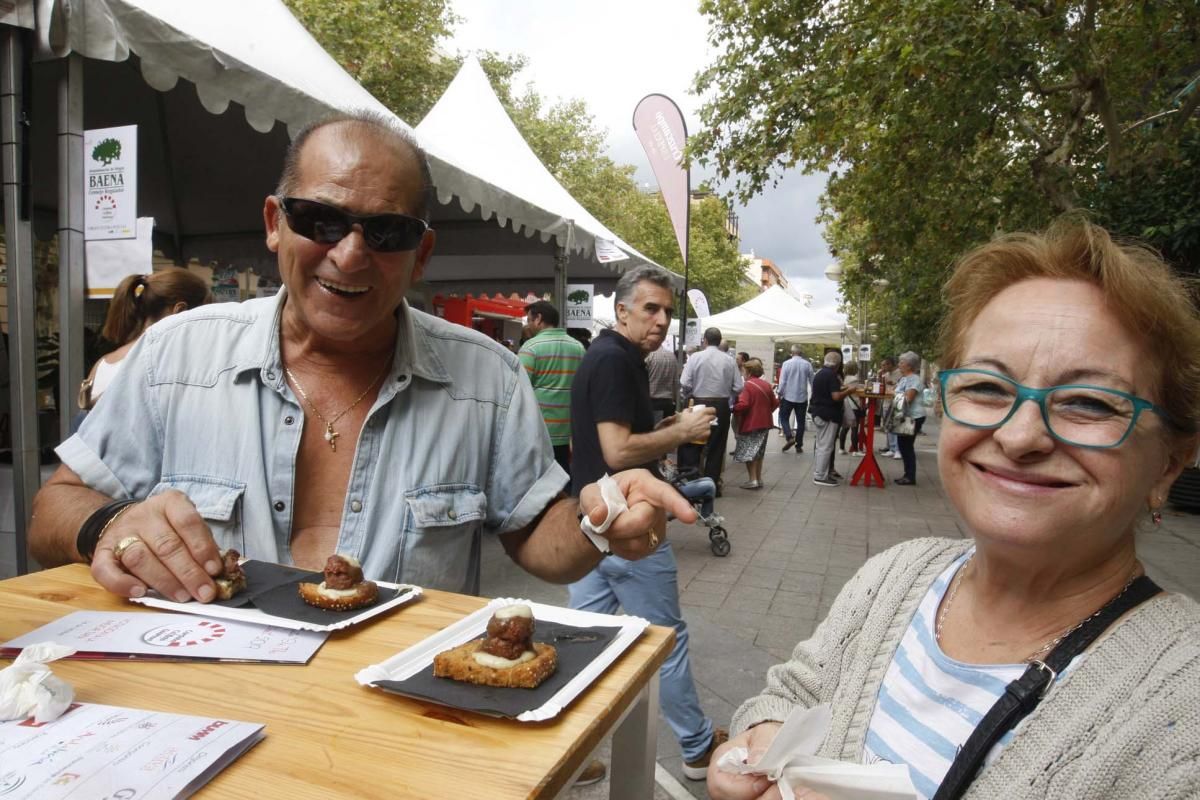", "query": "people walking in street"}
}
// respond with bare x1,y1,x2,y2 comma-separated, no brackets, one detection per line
708,218,1200,800
518,300,586,476
645,342,680,424
893,351,927,485
777,344,814,453
732,358,778,489
809,351,853,486
680,327,744,491
569,266,726,782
